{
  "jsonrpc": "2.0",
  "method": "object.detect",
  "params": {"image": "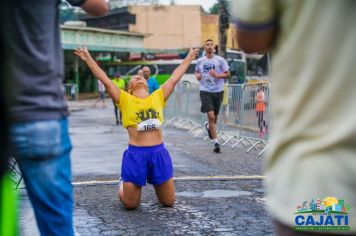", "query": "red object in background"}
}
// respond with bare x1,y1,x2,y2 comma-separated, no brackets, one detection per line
154,53,180,60
129,54,142,61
